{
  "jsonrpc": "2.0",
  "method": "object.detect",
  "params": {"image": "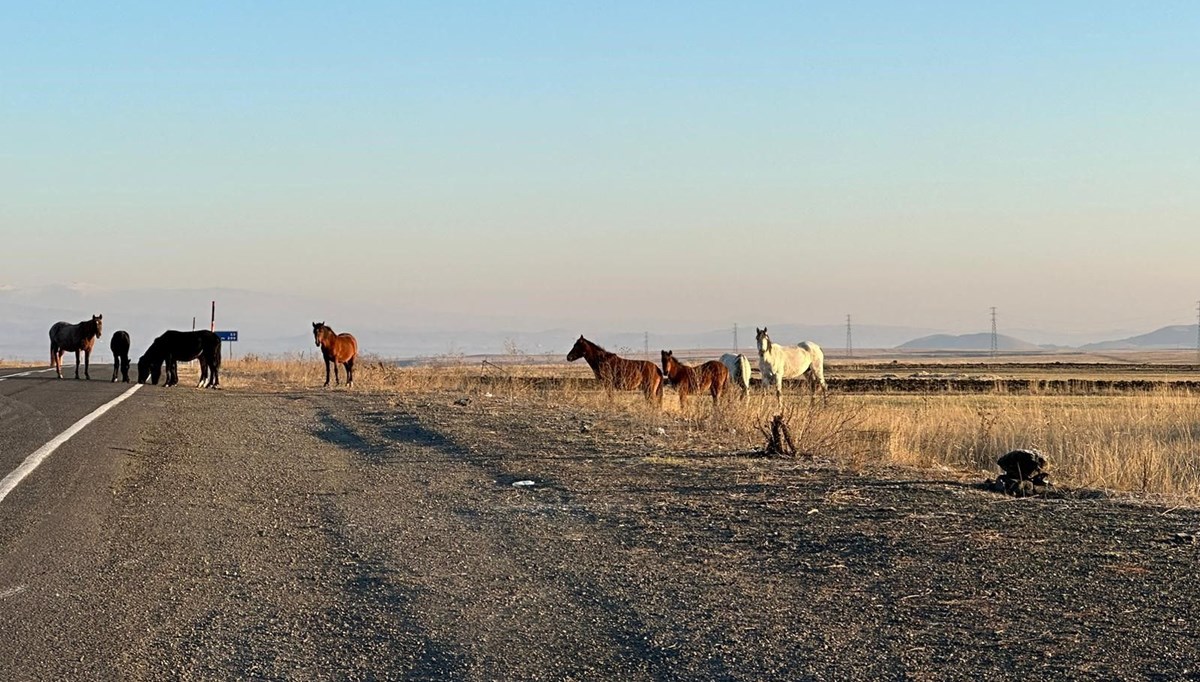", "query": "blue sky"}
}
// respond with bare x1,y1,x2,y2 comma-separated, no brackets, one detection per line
3,2,1198,333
